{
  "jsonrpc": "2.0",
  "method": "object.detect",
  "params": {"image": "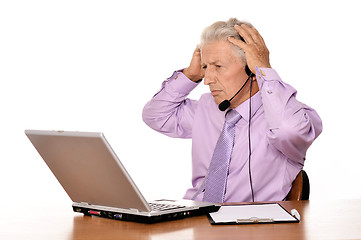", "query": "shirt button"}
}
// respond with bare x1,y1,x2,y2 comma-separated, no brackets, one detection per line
267,90,272,94
260,70,266,76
